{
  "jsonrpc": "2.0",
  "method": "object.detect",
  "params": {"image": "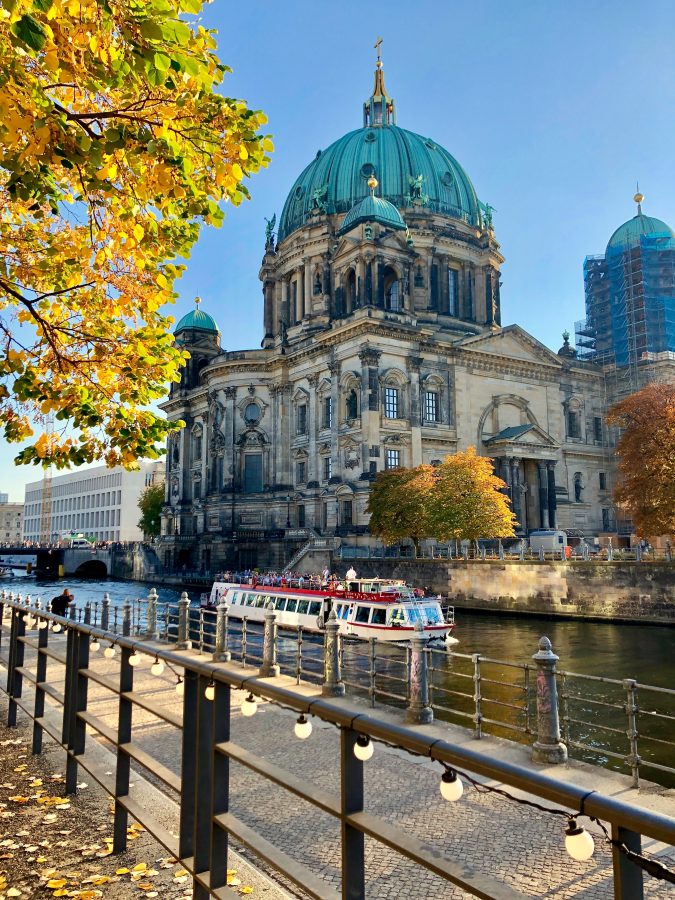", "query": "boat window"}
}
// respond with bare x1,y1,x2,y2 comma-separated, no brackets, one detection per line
230,593,239,604
370,607,386,625
424,605,442,625
407,607,423,624
297,600,310,615
354,606,370,623
308,601,322,617
285,598,298,613
390,607,406,624
243,594,254,606
274,597,287,611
